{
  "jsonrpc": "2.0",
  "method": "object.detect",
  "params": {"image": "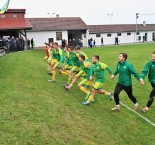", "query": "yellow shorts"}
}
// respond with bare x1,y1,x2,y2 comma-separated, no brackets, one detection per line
51,59,58,63
47,57,52,64
64,64,72,70
93,82,104,90
79,79,93,87
71,66,80,73
76,70,86,77
53,61,60,68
